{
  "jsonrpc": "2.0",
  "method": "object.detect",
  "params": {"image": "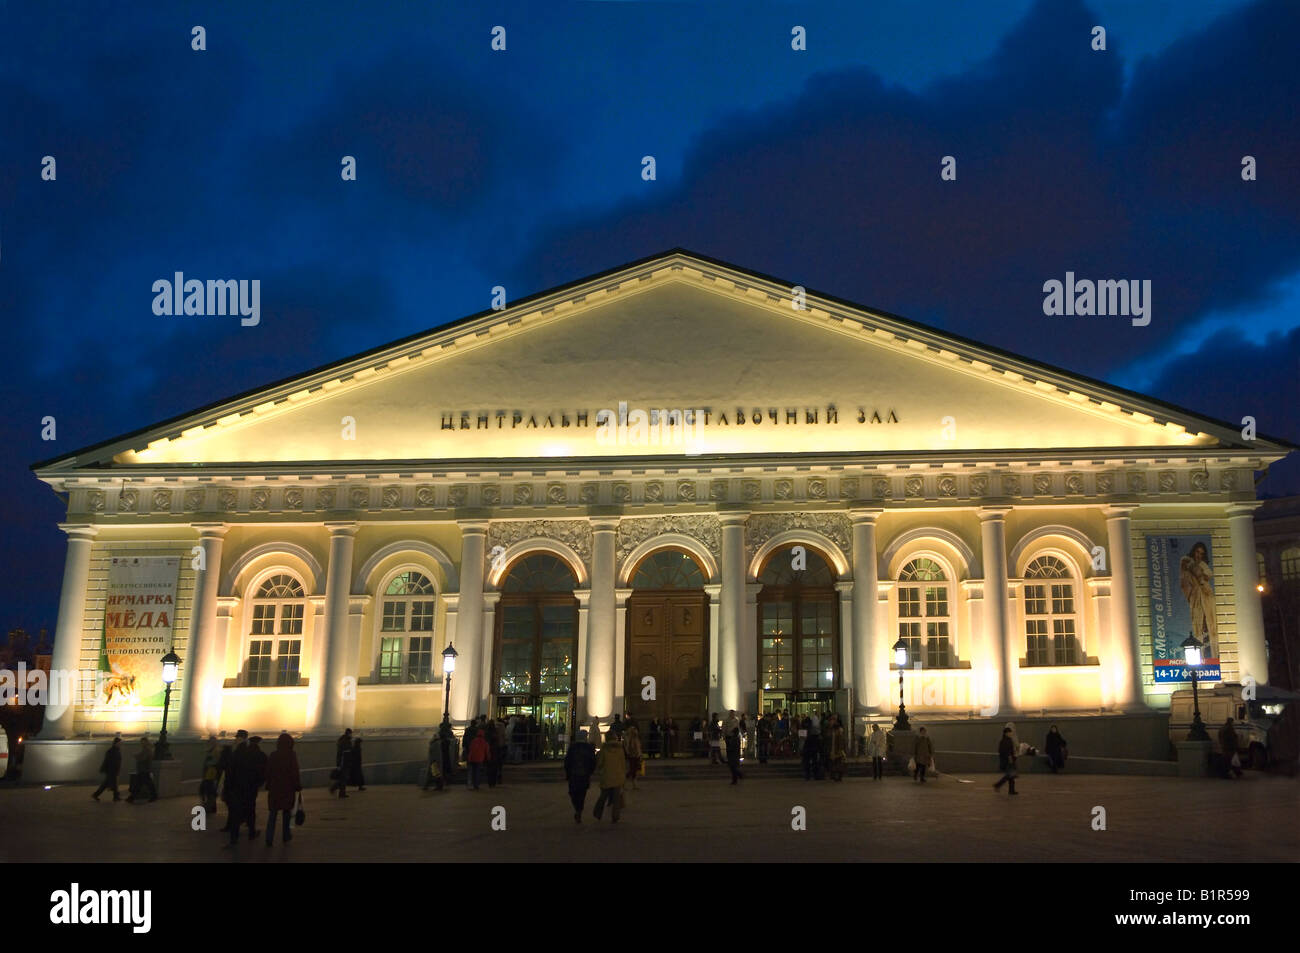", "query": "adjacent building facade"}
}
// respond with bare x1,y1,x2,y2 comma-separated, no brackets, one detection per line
31,250,1292,755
